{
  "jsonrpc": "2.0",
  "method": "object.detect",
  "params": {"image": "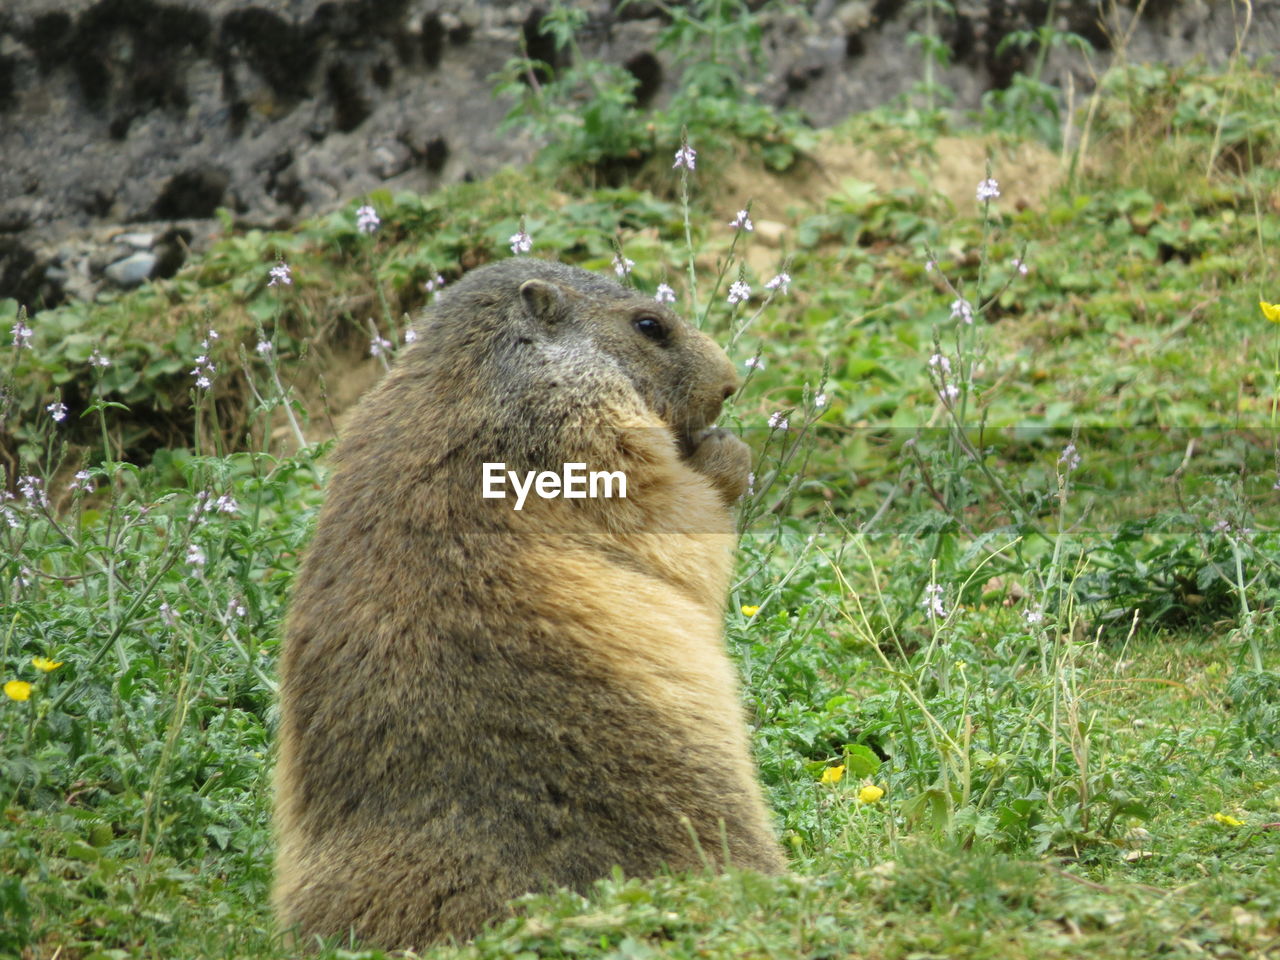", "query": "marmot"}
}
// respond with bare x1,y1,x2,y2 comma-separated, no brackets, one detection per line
273,259,785,950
